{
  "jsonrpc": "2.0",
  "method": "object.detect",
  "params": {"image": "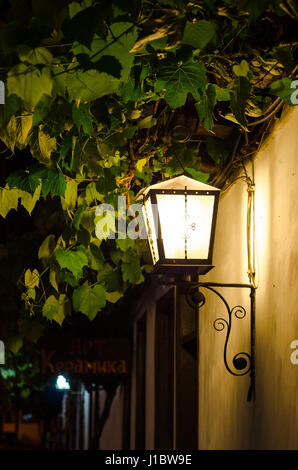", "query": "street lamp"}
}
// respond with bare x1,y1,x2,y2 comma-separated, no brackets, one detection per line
139,174,256,401
140,175,220,273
